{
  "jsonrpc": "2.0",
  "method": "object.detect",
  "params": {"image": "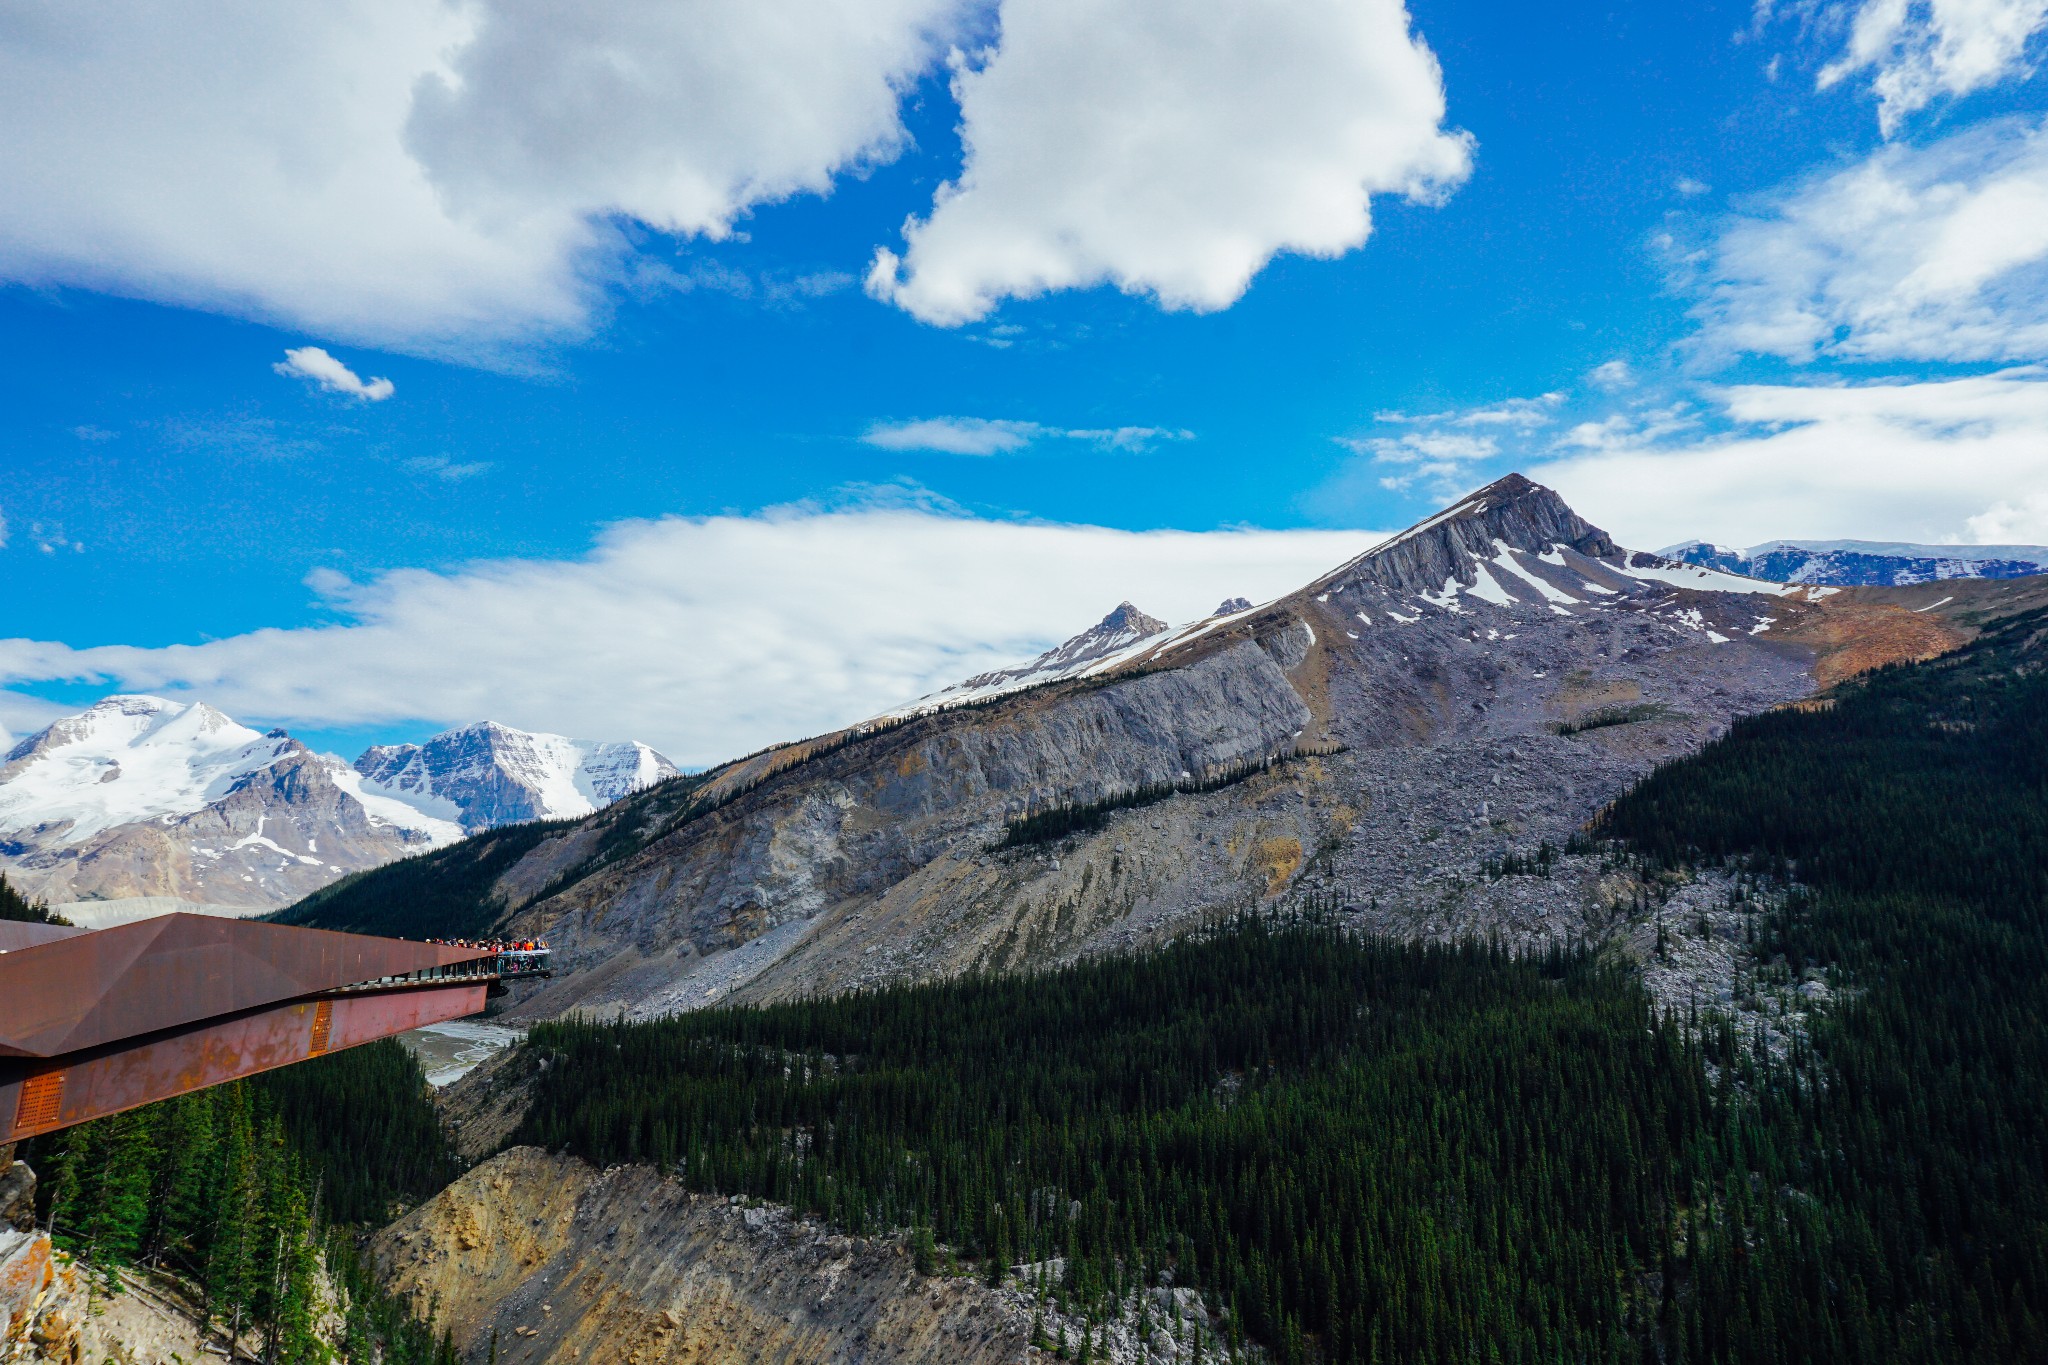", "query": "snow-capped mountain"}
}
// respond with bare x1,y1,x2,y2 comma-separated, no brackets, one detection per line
354,721,679,833
0,698,677,912
1664,539,2048,587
